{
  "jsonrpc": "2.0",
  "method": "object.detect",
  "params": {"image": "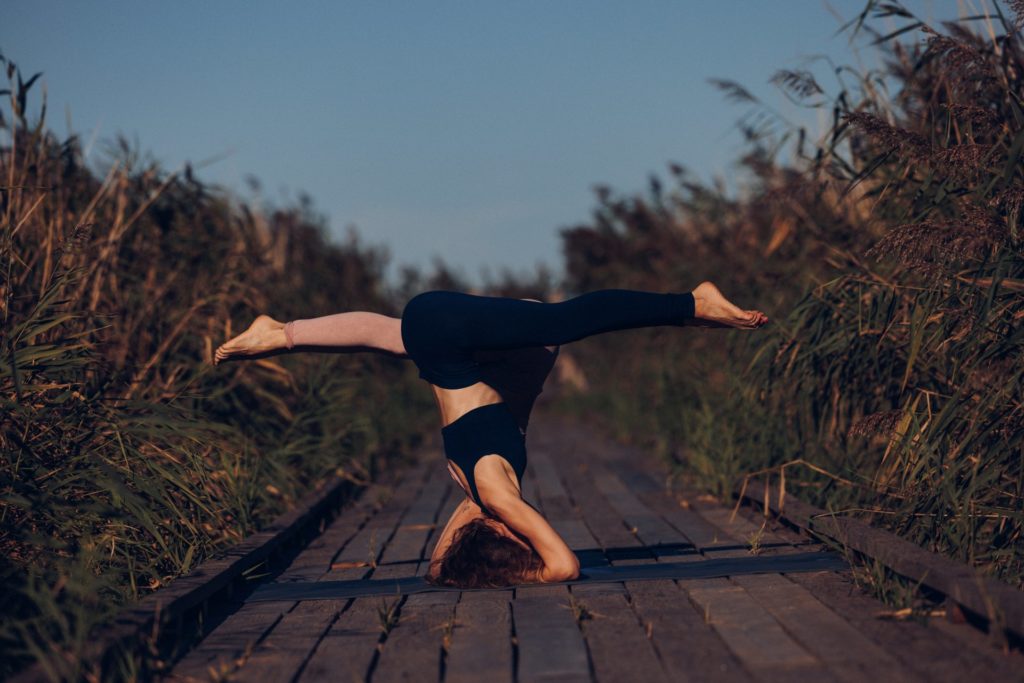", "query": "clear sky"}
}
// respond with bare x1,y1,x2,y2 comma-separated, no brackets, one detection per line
4,1,959,282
